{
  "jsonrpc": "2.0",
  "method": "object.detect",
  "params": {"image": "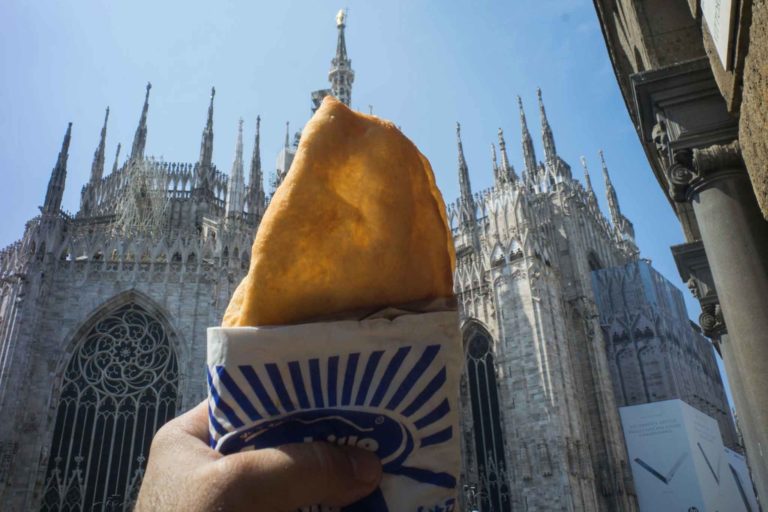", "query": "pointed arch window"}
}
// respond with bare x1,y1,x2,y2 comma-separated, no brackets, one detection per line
40,302,179,512
464,324,511,511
